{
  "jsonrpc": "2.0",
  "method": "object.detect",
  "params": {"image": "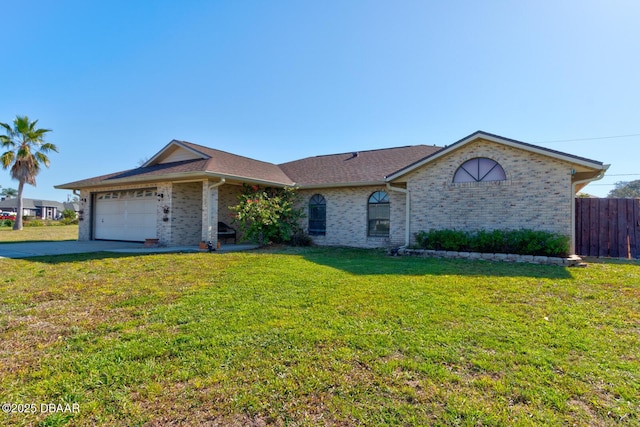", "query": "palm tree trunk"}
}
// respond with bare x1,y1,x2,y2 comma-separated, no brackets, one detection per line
13,181,24,230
